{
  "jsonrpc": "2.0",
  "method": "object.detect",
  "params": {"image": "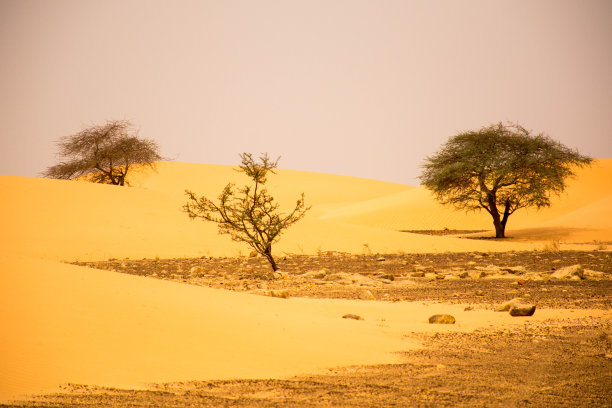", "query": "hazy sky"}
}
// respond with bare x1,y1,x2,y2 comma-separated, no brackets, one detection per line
1,0,611,185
